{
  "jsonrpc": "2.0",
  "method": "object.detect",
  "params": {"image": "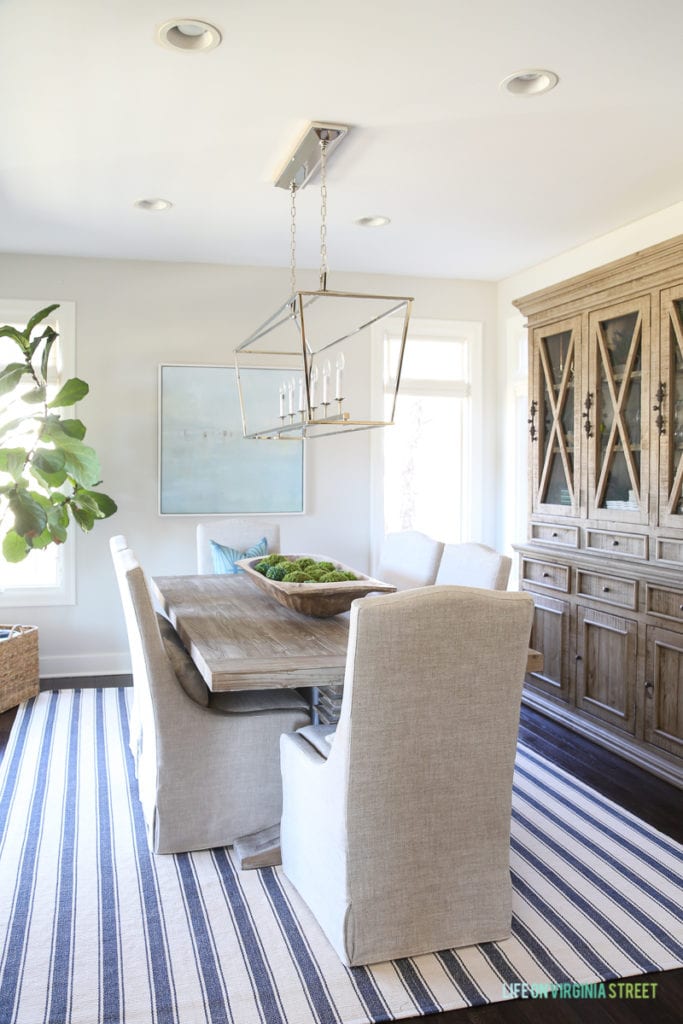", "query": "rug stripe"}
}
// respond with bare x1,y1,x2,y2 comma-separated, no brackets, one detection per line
259,867,342,1023
514,757,683,888
394,958,442,1016
212,848,285,1024
517,746,682,858
44,690,81,1024
117,687,180,1024
0,692,58,1022
0,700,36,853
513,804,683,957
175,853,231,1024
